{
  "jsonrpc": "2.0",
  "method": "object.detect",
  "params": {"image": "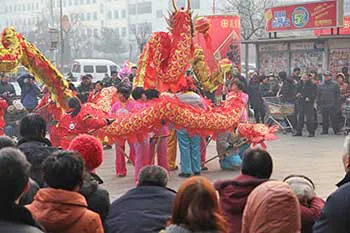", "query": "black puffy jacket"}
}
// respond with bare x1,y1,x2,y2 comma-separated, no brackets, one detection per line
17,138,59,187
0,204,44,233
80,173,110,224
